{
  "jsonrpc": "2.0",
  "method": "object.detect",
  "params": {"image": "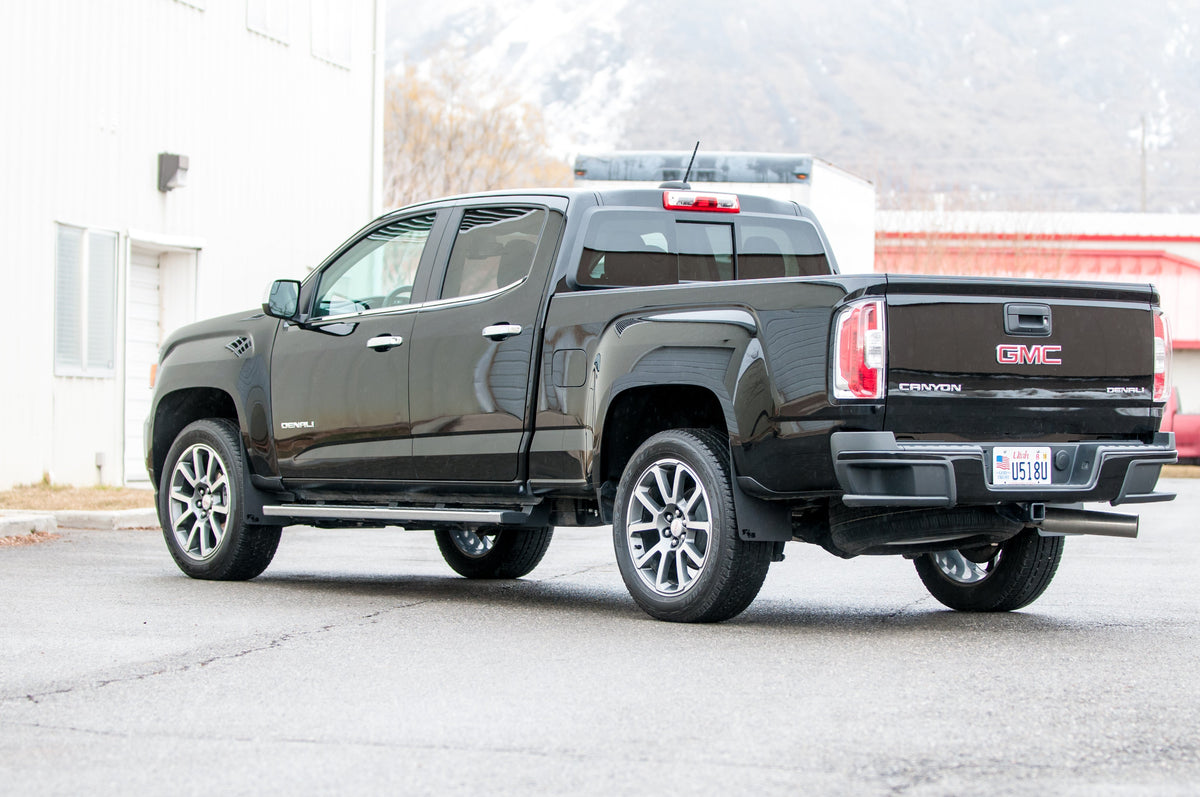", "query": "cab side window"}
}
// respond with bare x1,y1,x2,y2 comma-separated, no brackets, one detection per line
440,207,547,300
313,213,436,318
